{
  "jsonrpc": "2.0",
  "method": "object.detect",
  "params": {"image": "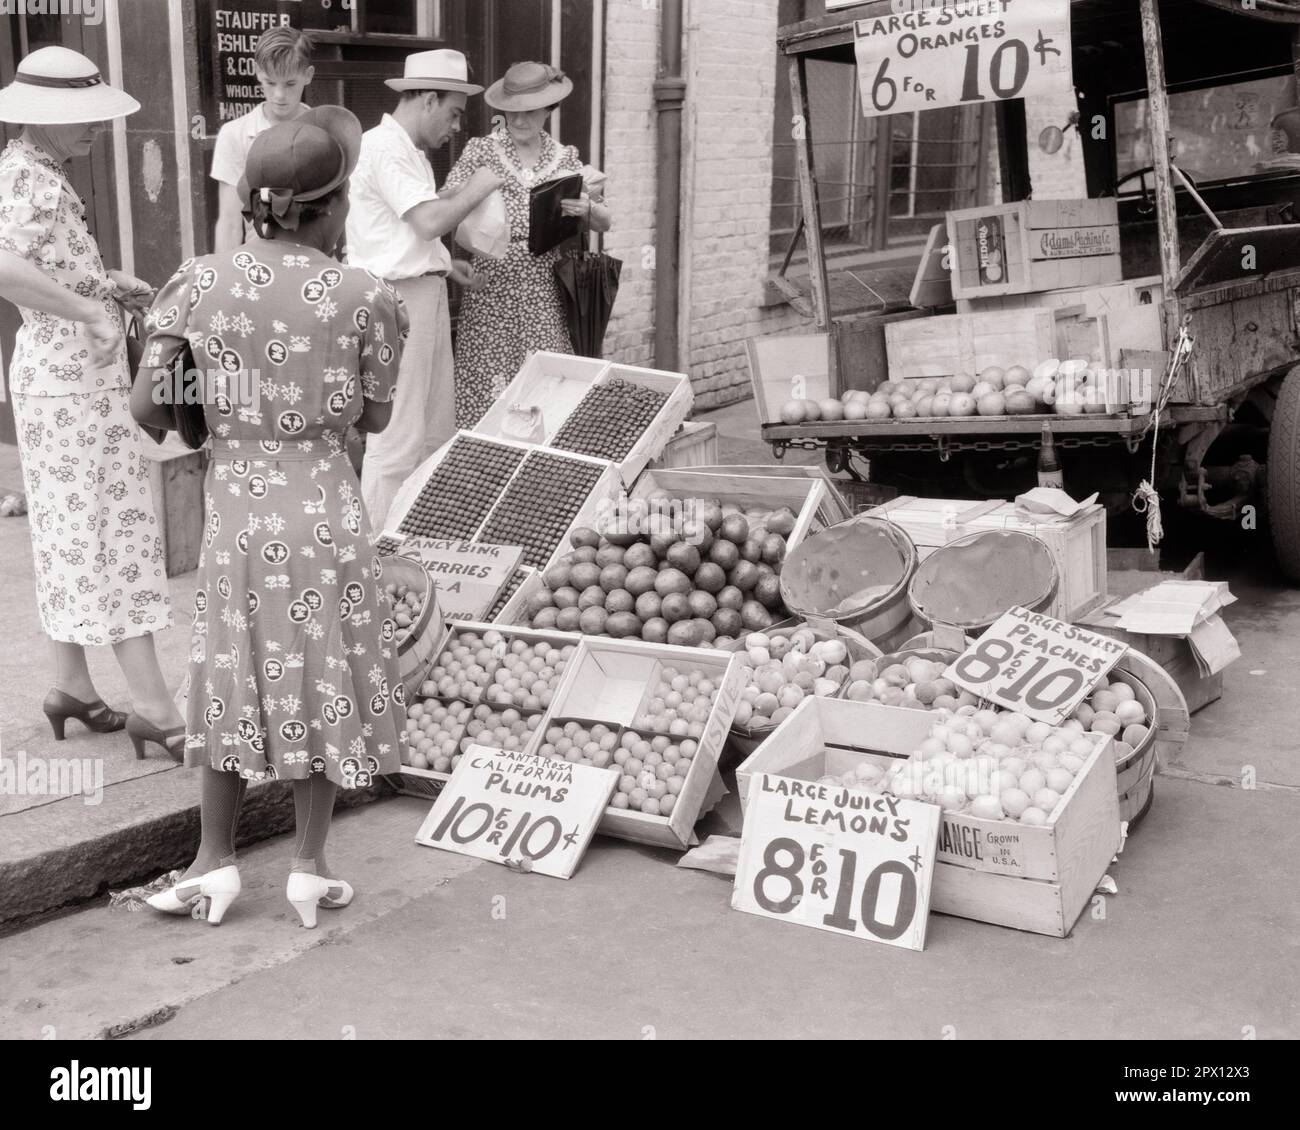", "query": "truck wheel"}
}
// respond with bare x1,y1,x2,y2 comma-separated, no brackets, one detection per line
1267,365,1300,583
